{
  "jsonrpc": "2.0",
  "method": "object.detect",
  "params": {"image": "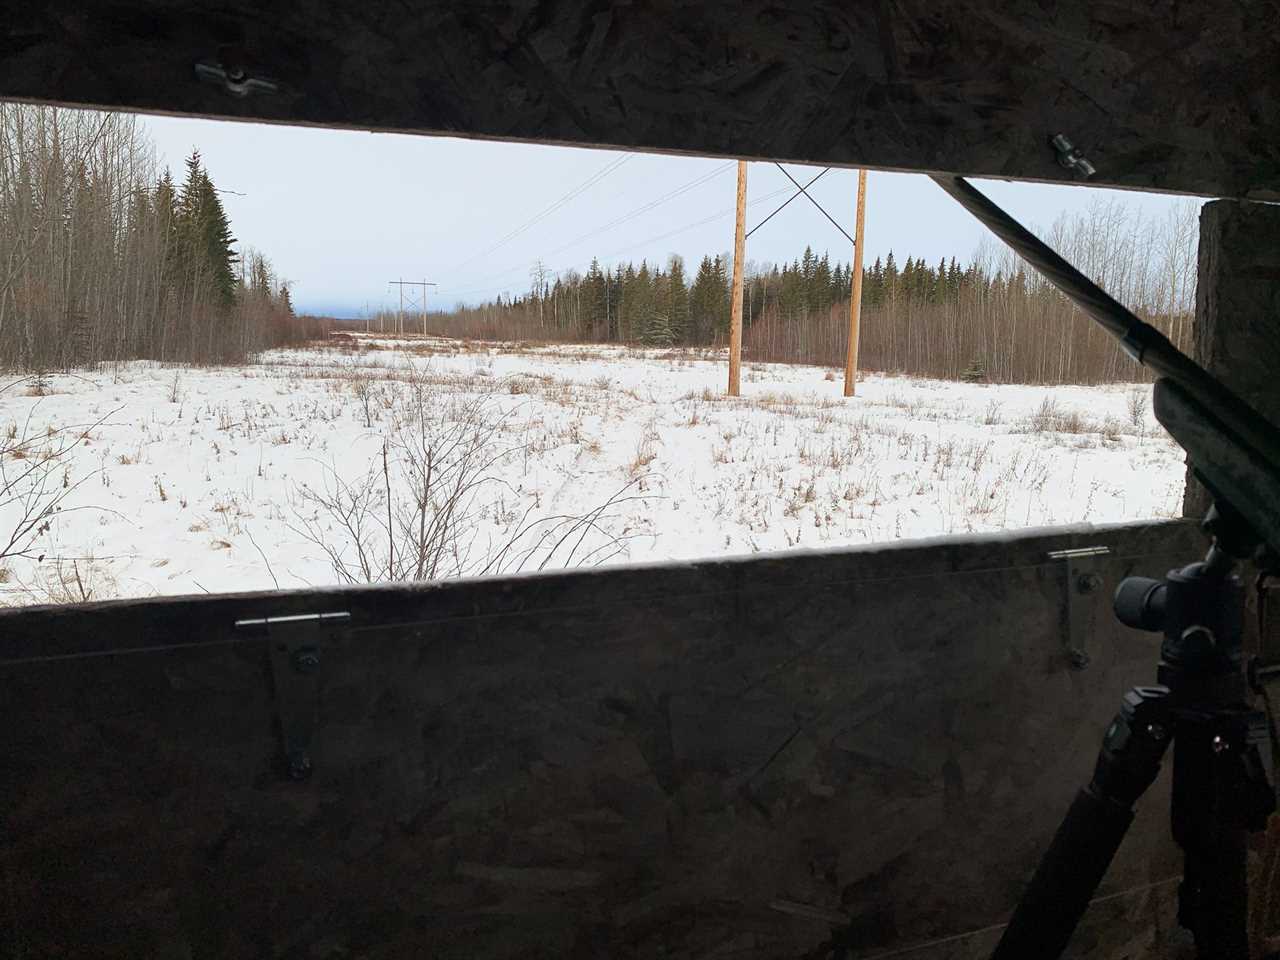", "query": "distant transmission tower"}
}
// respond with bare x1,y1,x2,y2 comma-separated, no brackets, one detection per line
387,279,439,335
